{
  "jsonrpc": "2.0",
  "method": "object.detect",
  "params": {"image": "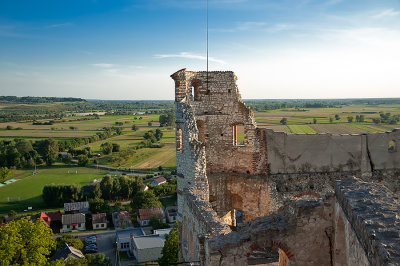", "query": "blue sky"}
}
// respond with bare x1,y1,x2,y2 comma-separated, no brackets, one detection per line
1,0,400,100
